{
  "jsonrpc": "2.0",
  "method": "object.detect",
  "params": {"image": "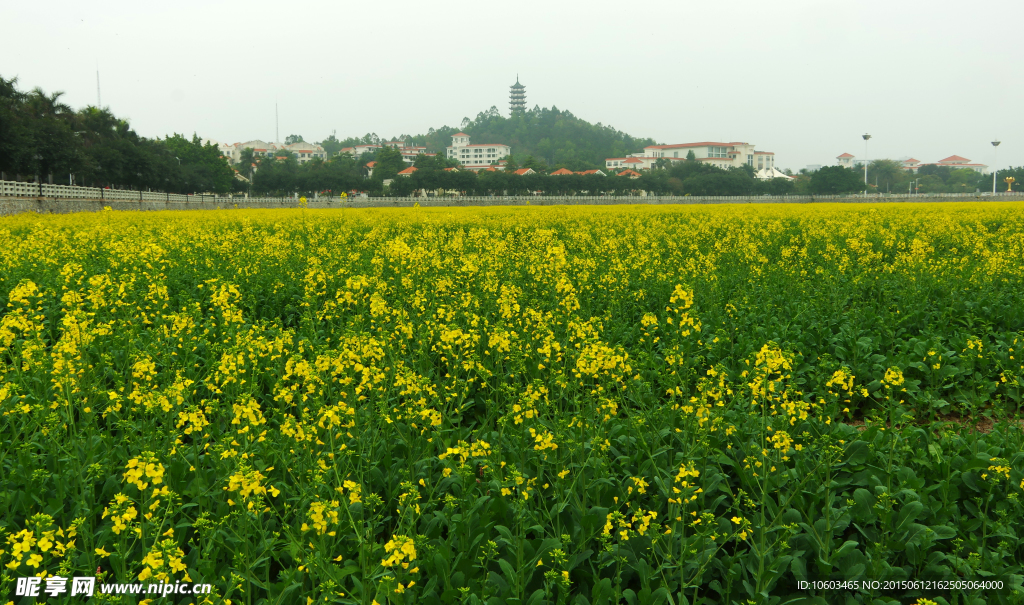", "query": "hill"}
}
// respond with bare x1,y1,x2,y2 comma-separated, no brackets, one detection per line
321,106,658,171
